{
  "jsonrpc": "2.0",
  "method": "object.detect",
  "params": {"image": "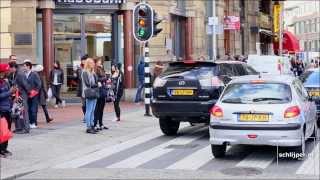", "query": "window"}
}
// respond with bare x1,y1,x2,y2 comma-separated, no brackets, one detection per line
302,21,305,33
